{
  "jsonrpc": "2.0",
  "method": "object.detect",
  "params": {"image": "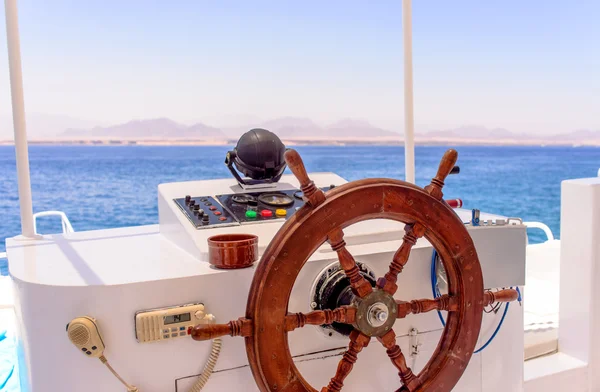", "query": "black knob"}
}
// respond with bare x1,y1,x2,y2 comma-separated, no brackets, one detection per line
329,184,336,189
194,204,200,211
194,209,205,217
185,195,191,204
189,199,196,207
202,214,210,223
